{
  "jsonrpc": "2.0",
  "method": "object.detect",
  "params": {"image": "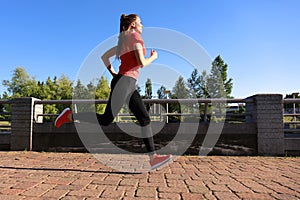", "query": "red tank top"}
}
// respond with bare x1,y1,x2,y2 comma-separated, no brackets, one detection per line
118,30,146,80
